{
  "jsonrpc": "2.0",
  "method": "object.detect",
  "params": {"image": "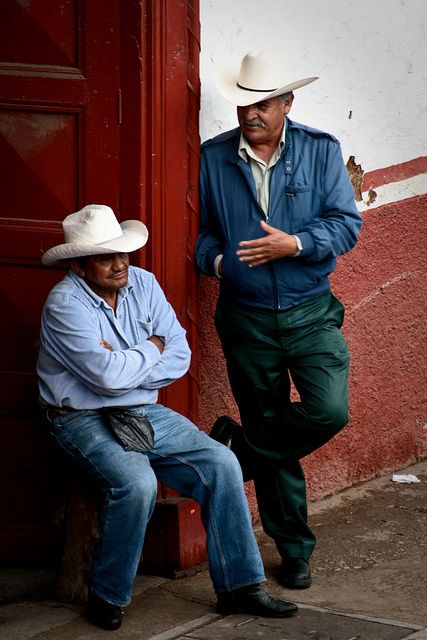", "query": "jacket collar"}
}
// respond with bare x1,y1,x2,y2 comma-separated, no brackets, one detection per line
229,118,293,165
